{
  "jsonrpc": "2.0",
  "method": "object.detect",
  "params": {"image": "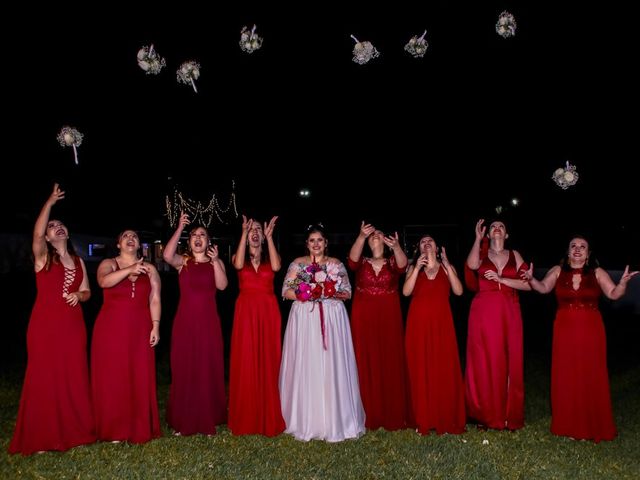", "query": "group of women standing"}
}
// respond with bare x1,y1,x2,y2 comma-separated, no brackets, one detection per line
8,184,638,454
